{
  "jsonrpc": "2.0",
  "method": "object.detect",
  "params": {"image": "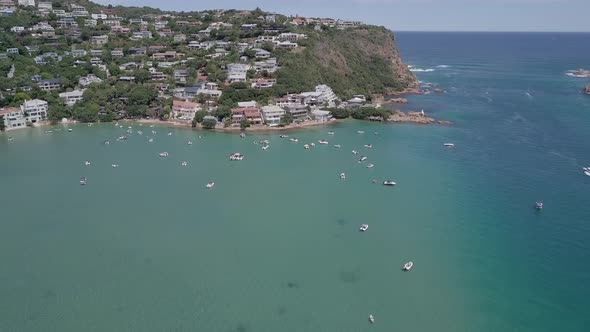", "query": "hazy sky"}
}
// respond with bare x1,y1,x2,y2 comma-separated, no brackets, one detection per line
95,0,590,32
